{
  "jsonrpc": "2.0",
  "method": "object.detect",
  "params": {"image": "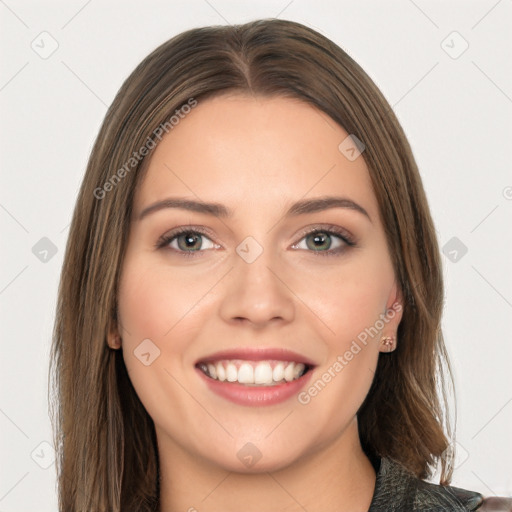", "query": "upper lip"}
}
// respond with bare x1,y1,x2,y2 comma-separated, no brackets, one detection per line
195,347,317,366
